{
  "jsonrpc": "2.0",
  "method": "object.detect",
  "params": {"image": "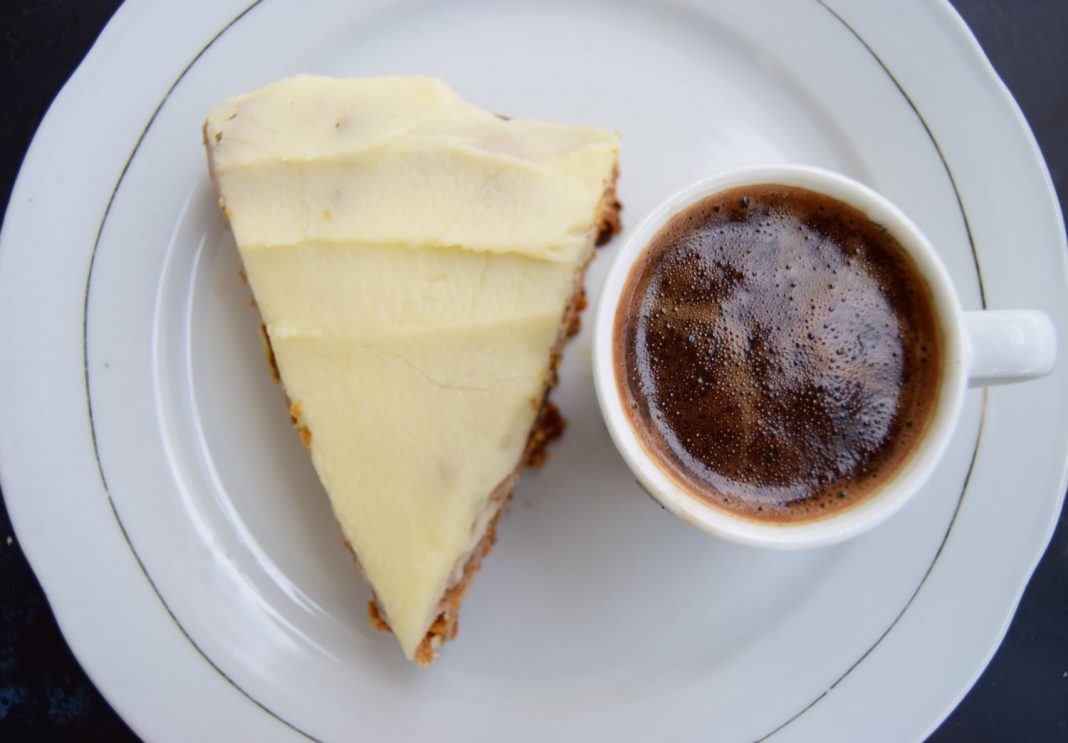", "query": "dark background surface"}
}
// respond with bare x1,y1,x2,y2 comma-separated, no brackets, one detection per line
0,0,1065,740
